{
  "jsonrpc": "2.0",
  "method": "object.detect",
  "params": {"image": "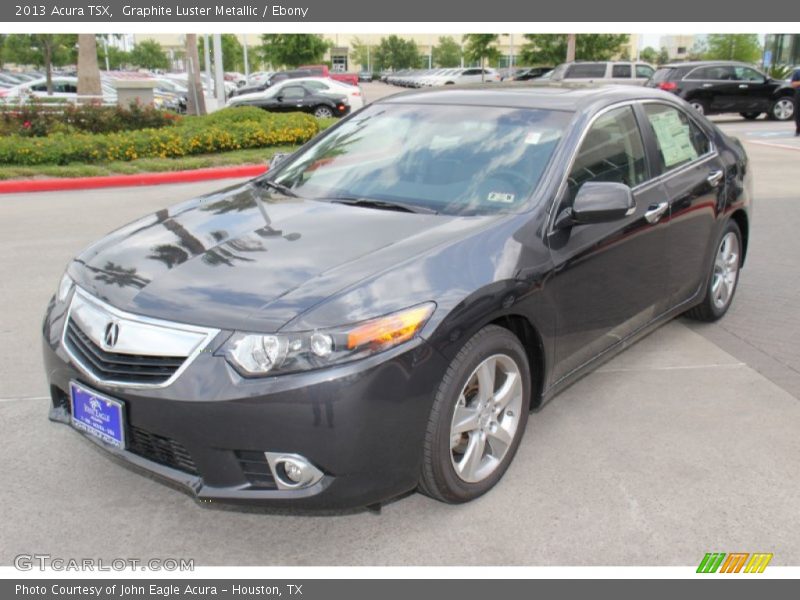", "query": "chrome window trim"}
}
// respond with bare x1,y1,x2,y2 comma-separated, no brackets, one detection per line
682,64,766,82
61,287,221,390
546,99,718,234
